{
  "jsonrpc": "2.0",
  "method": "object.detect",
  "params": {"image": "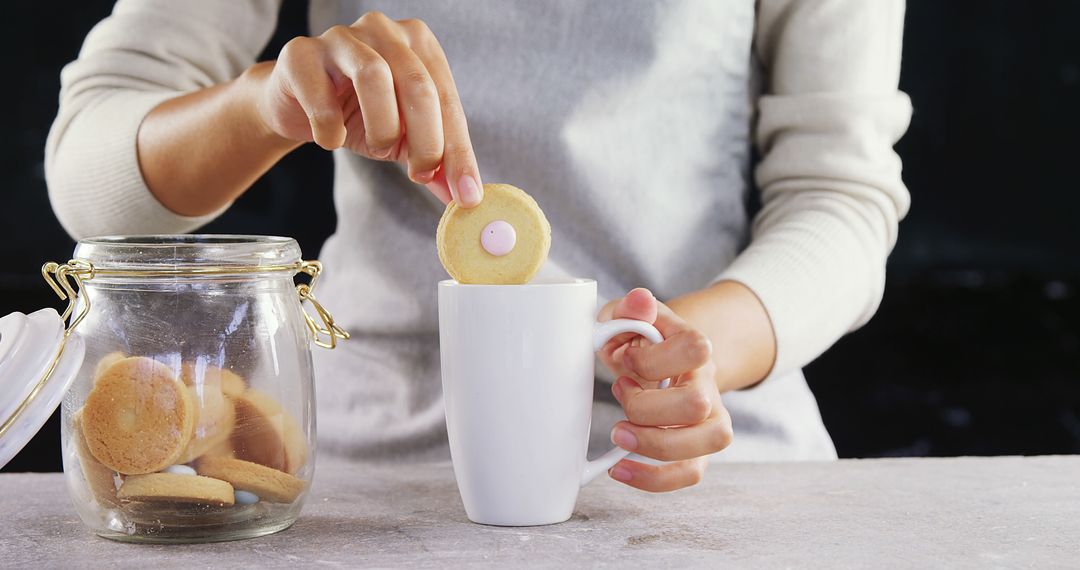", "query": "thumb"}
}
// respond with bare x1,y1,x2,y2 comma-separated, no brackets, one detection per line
610,288,658,323
597,288,659,355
